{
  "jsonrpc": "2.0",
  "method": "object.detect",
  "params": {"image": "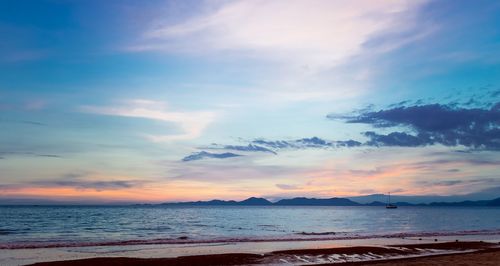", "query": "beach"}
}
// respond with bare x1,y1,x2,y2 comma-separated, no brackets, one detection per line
26,241,500,265
343,250,500,266
2,206,500,265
